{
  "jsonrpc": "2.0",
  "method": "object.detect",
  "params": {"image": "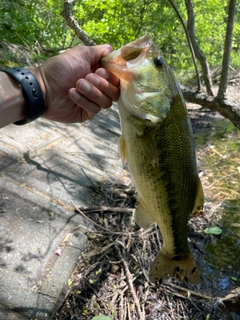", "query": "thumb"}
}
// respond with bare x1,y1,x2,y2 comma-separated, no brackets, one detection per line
88,44,114,67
